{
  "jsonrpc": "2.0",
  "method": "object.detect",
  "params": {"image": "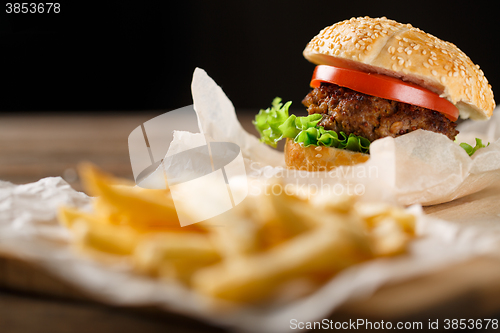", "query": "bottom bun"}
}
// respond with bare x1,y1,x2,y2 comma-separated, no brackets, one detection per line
284,139,370,171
